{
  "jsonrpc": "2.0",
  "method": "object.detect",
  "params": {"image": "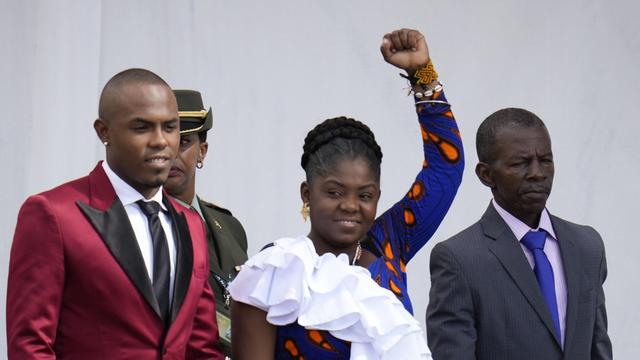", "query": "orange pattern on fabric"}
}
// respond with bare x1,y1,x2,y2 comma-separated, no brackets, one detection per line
407,180,425,200
388,279,403,297
440,142,459,162
400,259,407,273
403,208,416,227
384,241,394,259
425,130,460,163
421,123,428,142
385,260,399,277
442,110,454,118
284,338,305,359
307,330,337,352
